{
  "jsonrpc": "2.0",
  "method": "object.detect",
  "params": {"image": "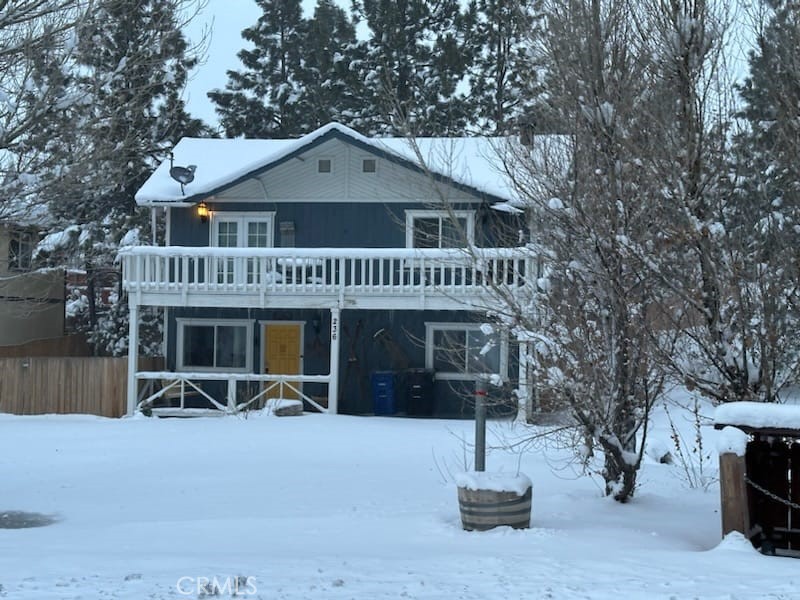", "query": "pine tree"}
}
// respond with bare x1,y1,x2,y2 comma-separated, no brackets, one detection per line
351,0,474,135
300,0,362,128
40,0,206,223
32,0,207,356
209,0,309,138
468,0,544,134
